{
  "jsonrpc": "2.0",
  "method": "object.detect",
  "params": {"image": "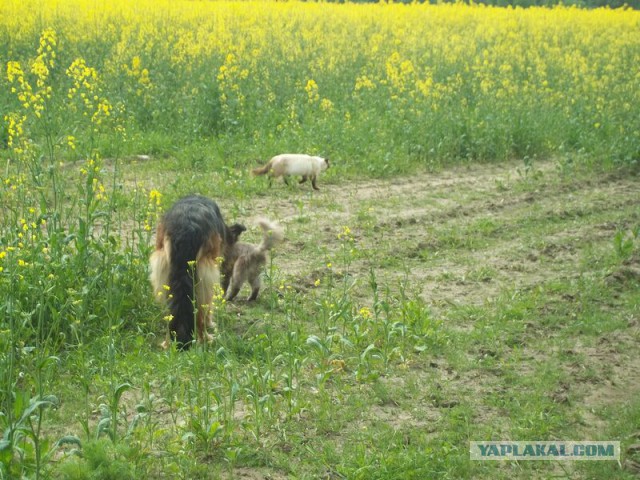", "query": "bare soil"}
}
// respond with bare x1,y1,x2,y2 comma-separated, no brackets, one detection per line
239,160,637,308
